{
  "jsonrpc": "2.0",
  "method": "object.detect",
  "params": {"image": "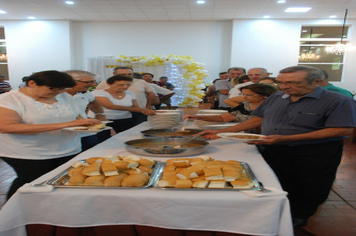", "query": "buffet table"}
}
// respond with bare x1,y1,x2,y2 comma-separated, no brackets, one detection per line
0,122,293,236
